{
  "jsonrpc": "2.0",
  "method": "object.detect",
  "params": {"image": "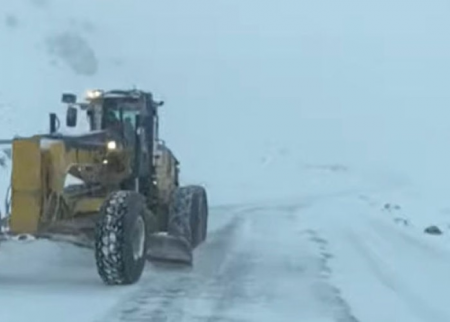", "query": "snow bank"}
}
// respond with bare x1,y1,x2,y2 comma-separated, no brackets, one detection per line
303,193,450,322
0,238,140,322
